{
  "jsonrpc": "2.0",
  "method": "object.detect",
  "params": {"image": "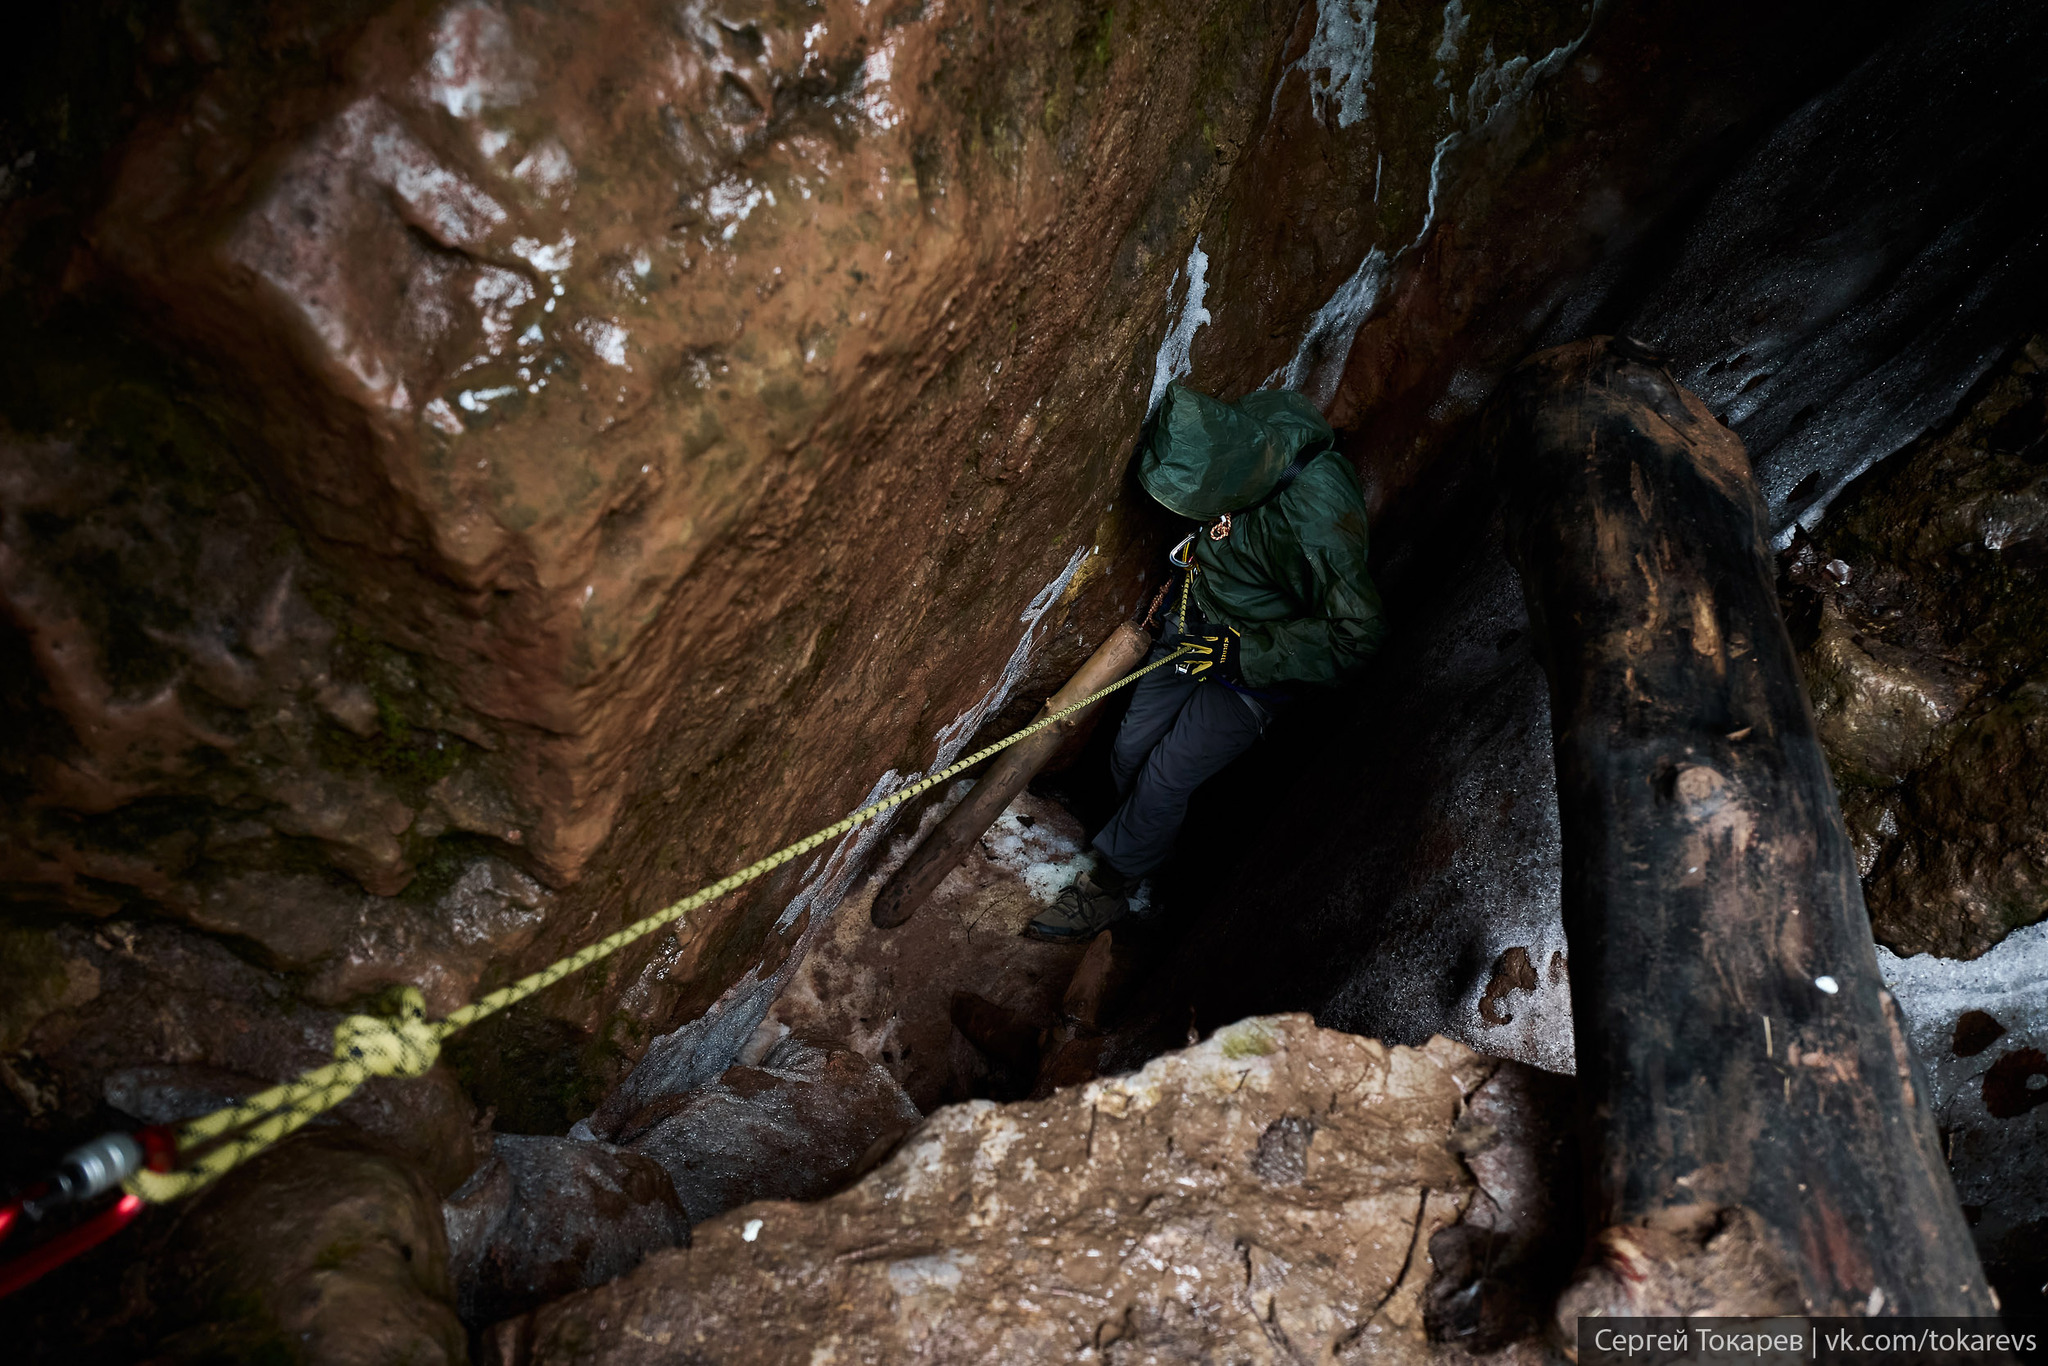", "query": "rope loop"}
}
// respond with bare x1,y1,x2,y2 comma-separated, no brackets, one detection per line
332,987,440,1079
